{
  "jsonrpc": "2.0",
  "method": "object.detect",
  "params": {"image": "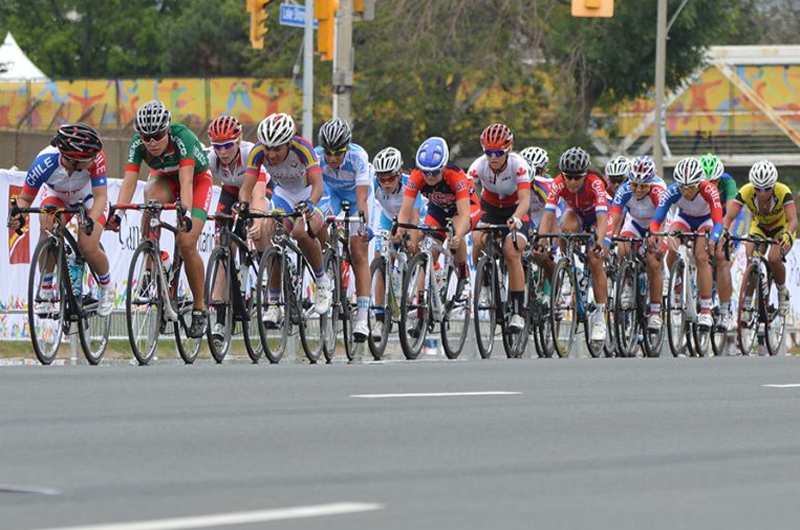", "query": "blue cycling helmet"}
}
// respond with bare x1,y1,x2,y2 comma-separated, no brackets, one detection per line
629,155,657,184
415,136,449,173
